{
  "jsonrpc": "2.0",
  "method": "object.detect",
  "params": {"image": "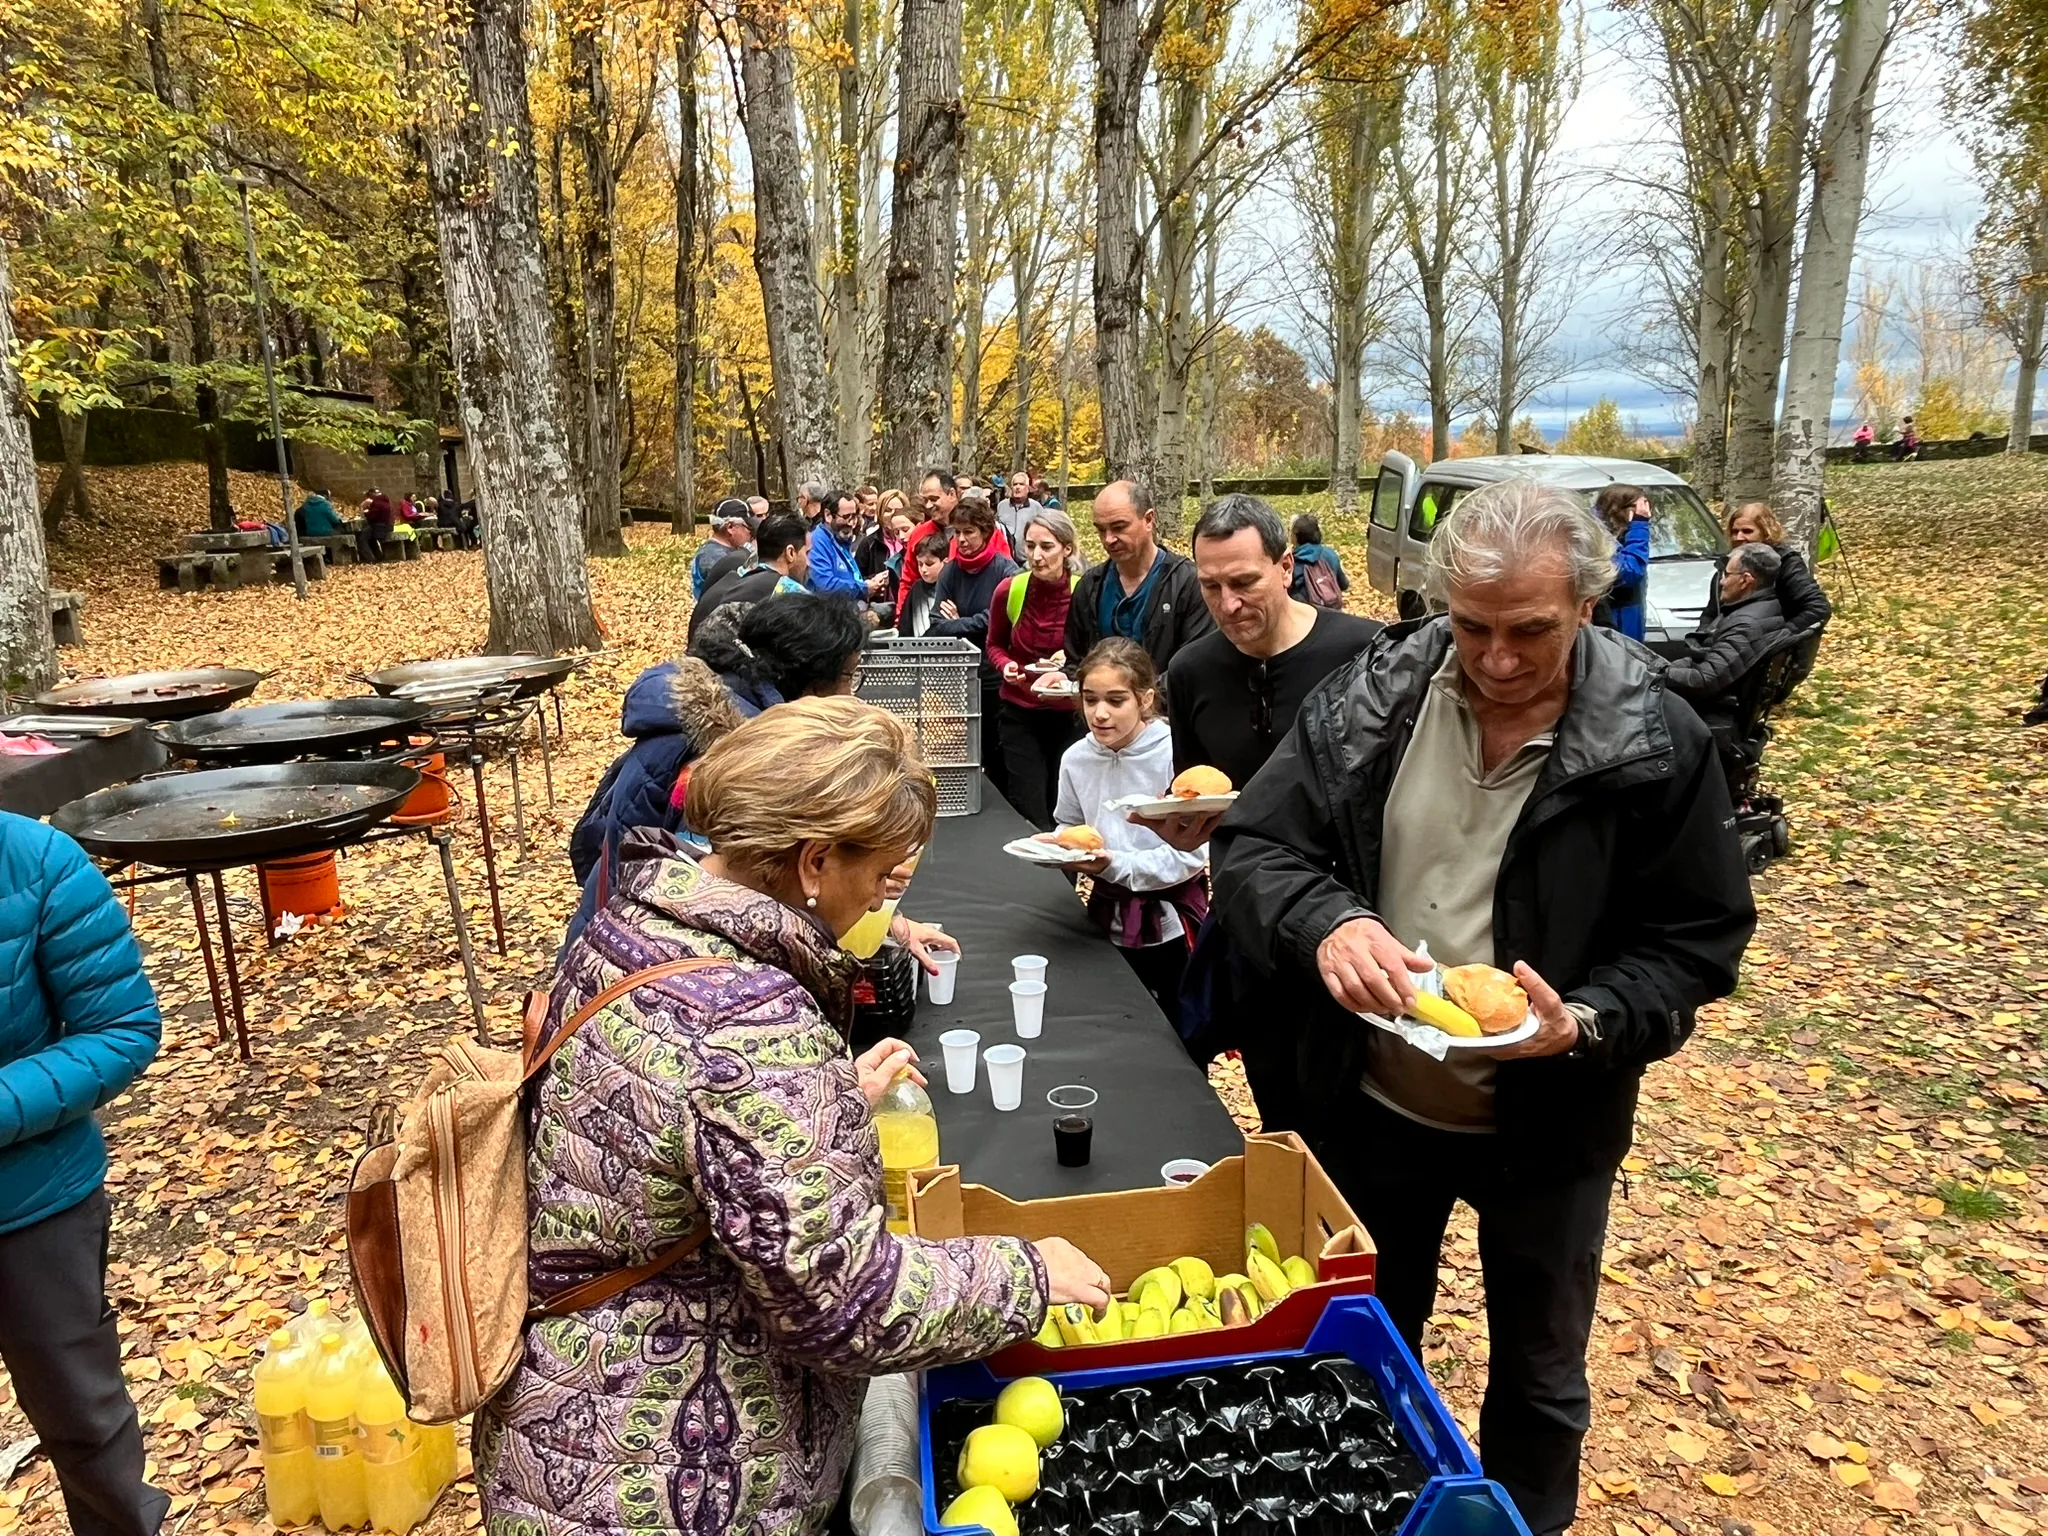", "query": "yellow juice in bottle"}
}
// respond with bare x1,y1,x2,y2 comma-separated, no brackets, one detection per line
305,1333,369,1529
253,1329,320,1527
356,1361,437,1535
841,898,898,960
873,1074,939,1232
